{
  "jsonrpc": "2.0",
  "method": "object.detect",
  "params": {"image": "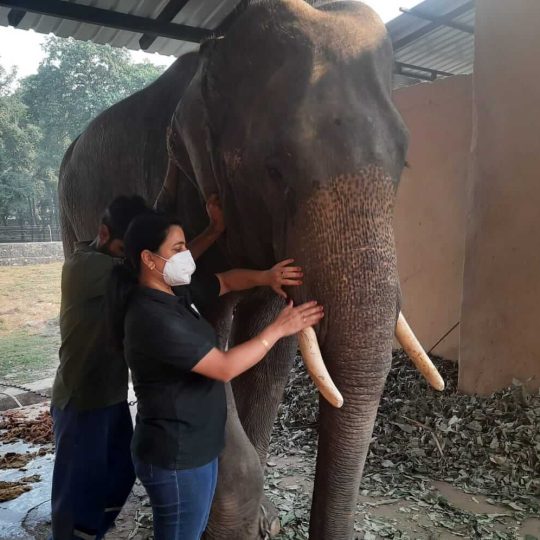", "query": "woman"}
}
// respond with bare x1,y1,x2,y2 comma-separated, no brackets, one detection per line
108,211,323,540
